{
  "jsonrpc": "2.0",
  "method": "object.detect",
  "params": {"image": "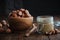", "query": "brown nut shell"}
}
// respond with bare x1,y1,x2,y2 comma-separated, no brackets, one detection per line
0,23,2,28
0,28,4,32
6,28,11,33
55,29,60,34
